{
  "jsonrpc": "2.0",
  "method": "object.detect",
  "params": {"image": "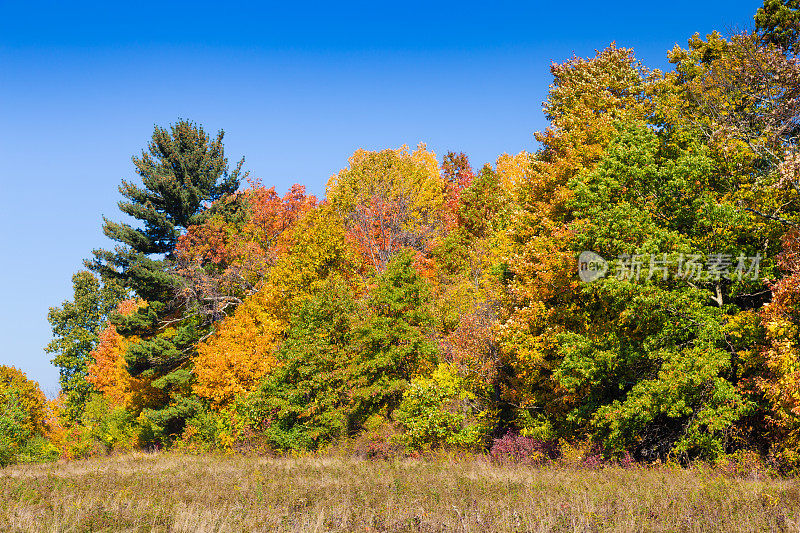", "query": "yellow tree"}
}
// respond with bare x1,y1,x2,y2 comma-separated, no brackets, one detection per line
193,204,361,408
193,286,284,408
0,366,54,465
327,144,446,272
0,366,50,438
